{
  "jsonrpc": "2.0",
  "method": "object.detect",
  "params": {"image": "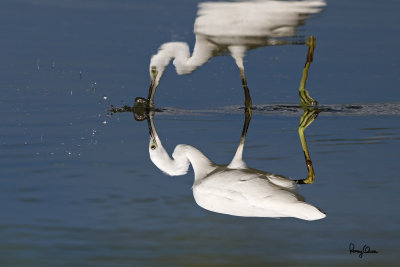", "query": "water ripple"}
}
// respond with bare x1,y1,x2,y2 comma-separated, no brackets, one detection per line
110,102,400,117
